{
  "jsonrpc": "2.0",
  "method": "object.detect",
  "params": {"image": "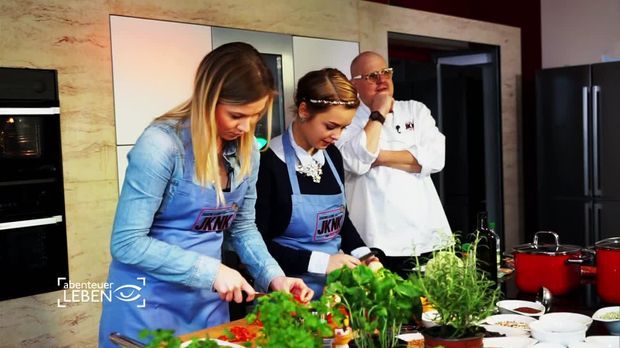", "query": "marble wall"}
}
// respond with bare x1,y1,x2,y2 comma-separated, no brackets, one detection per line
0,1,520,346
